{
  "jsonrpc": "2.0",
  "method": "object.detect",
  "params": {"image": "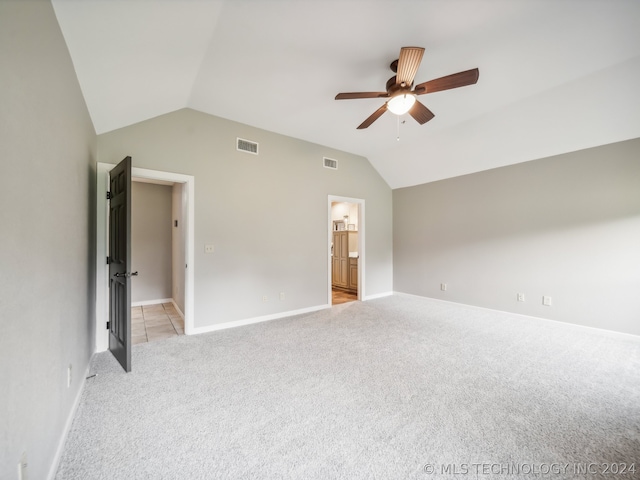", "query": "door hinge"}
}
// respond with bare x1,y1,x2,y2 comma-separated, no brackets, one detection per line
106,256,110,265
106,321,110,330
106,191,113,200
